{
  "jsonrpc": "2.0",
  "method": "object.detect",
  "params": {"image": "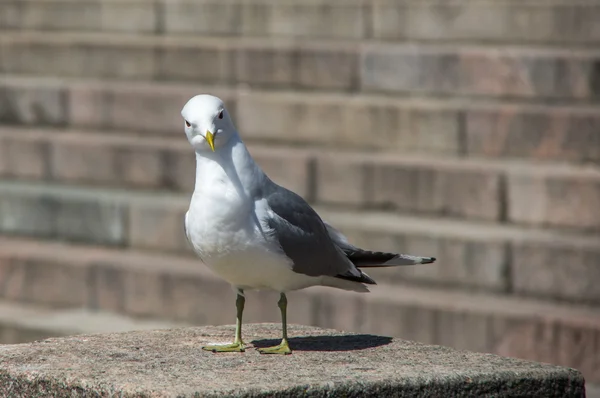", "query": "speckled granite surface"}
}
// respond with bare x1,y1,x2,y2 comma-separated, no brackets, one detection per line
0,323,585,397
